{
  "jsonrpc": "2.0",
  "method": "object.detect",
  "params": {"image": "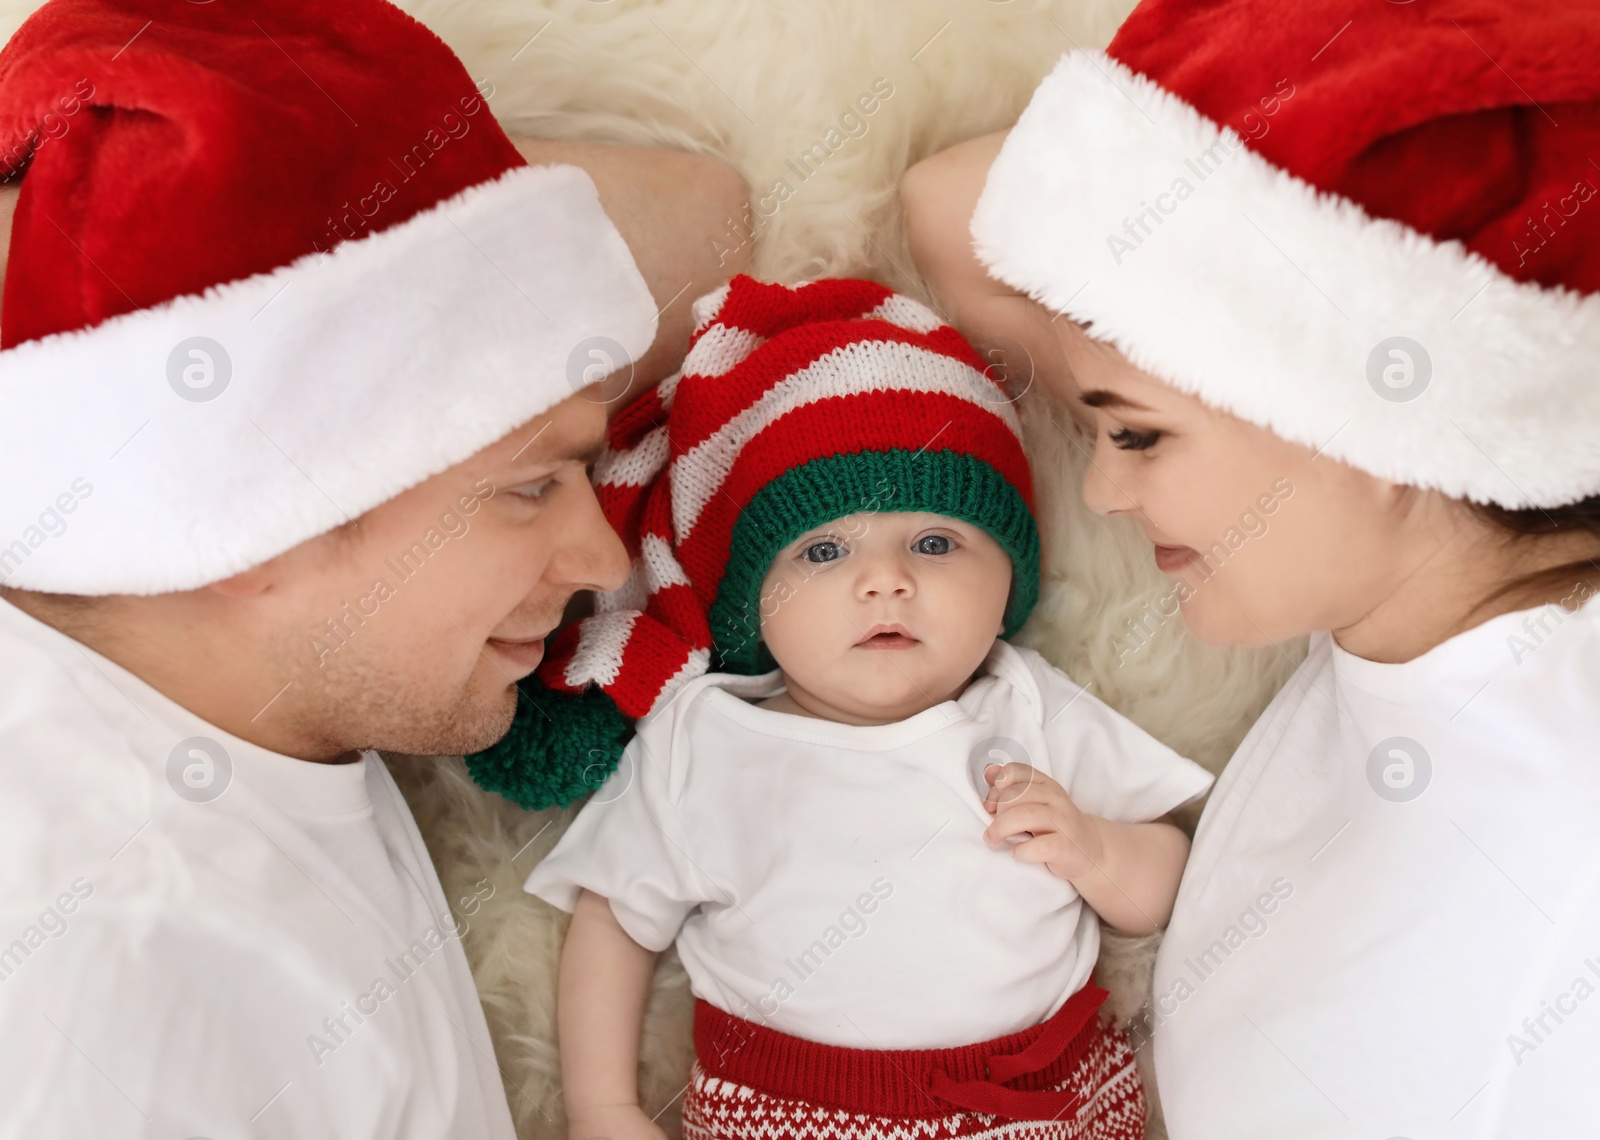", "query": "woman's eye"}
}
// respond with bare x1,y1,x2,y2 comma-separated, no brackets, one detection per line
802,540,844,564
1108,426,1162,451
914,534,954,556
